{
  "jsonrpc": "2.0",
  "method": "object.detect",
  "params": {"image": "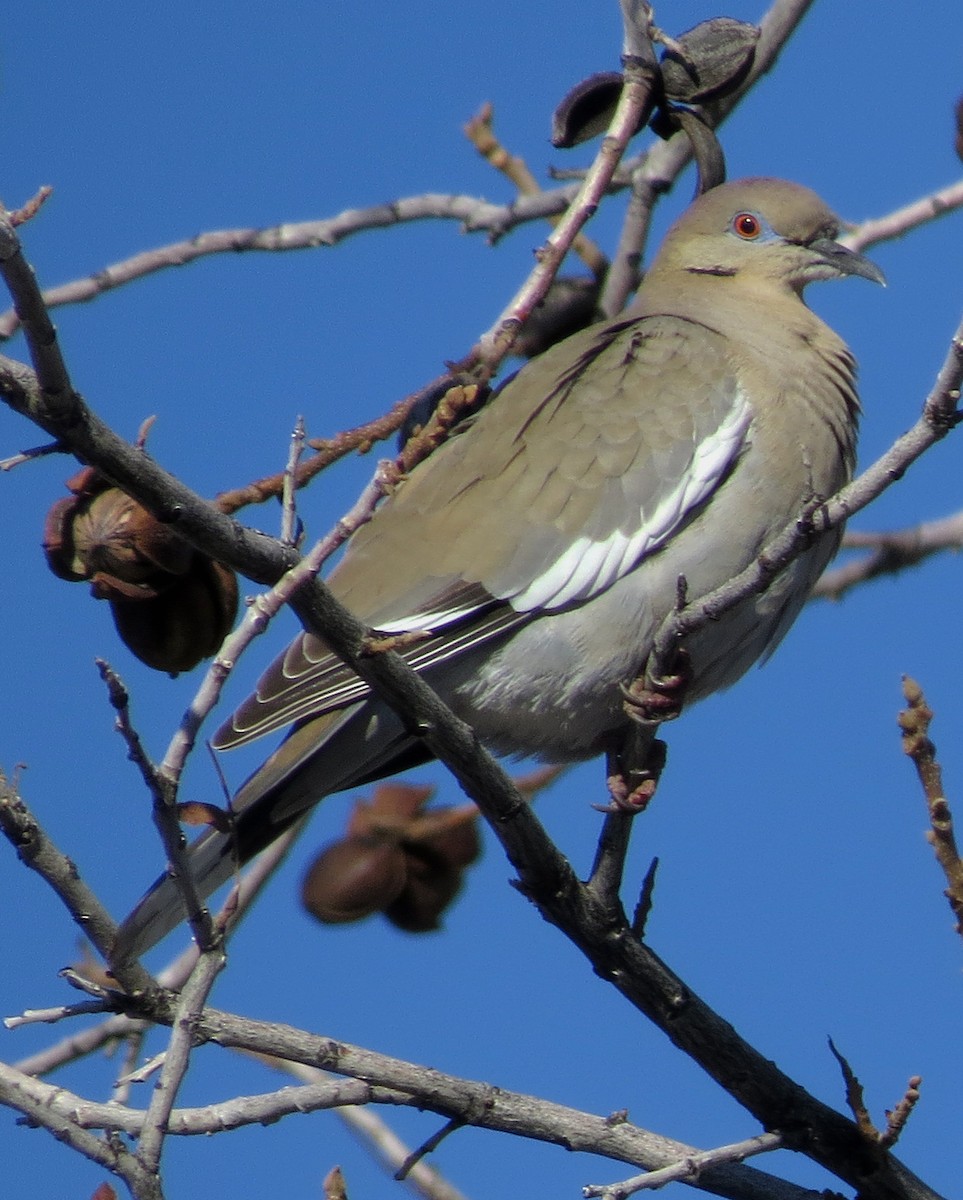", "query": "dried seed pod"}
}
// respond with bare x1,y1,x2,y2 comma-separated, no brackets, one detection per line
551,71,635,149
43,467,238,673
660,18,759,105
385,853,463,933
386,806,482,932
111,558,239,674
512,276,603,359
302,835,408,924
